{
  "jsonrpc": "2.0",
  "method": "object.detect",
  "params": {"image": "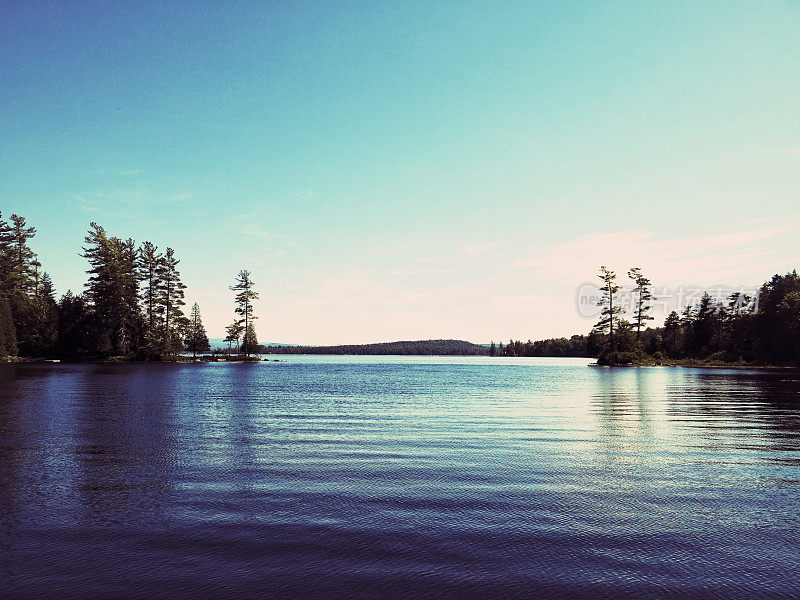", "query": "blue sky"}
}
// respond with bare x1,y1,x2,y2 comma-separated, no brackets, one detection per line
2,1,799,343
